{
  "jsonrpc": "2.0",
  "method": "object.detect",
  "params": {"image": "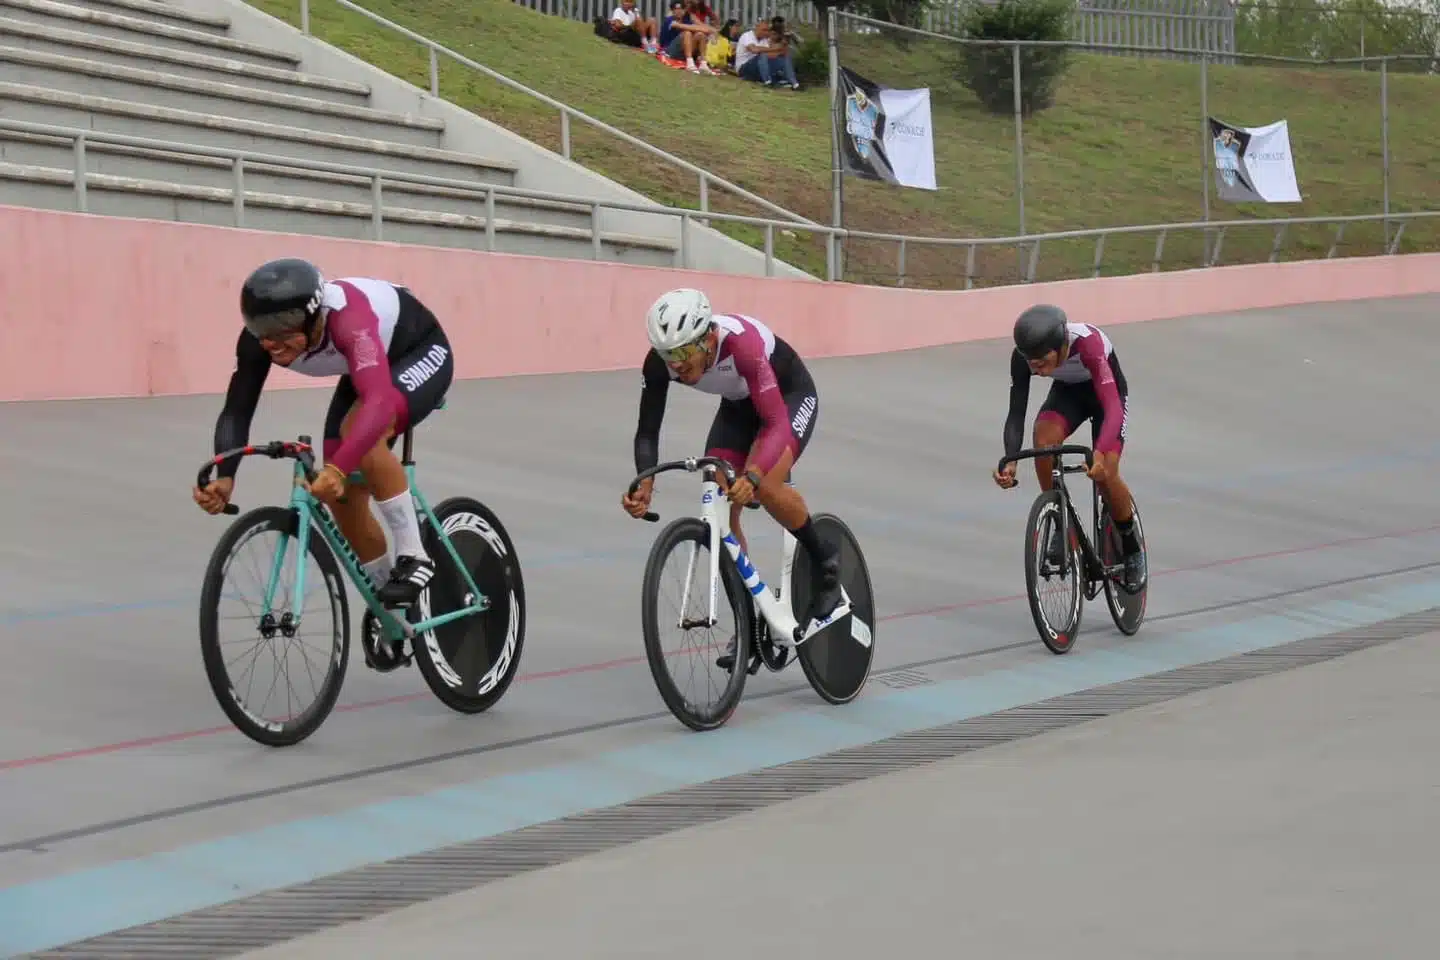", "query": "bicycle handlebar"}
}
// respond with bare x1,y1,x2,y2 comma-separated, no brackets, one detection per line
996,444,1095,475
195,436,319,516
626,456,739,523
